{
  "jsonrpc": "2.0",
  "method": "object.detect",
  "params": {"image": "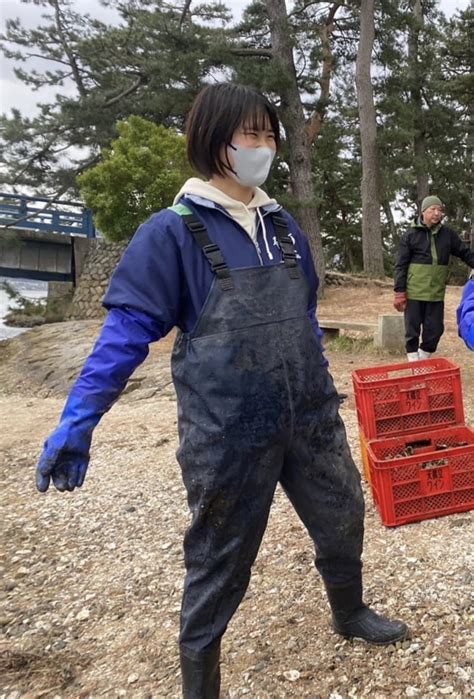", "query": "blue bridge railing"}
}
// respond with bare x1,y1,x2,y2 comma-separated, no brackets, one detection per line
0,192,96,238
